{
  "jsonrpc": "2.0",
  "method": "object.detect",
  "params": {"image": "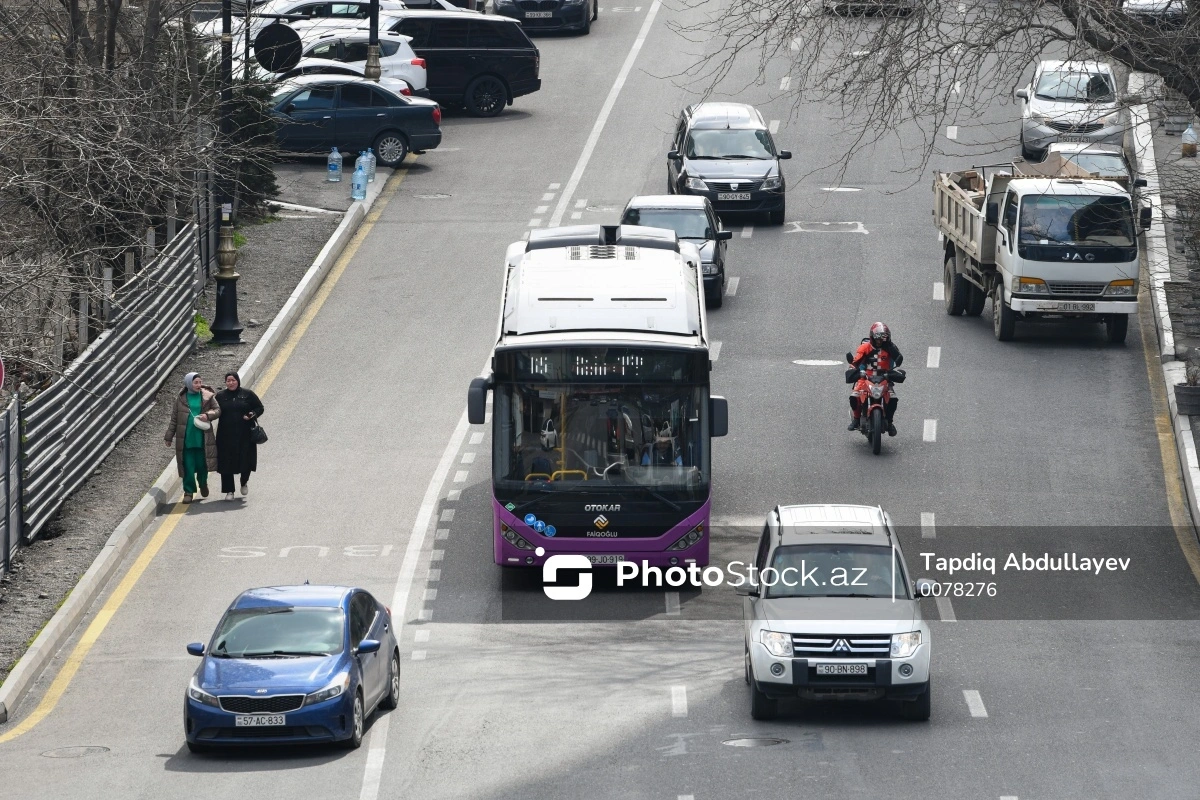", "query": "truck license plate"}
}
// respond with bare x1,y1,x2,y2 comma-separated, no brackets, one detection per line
524,10,553,16
585,554,624,564
234,715,286,727
717,192,751,201
1043,302,1096,312
815,663,868,675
